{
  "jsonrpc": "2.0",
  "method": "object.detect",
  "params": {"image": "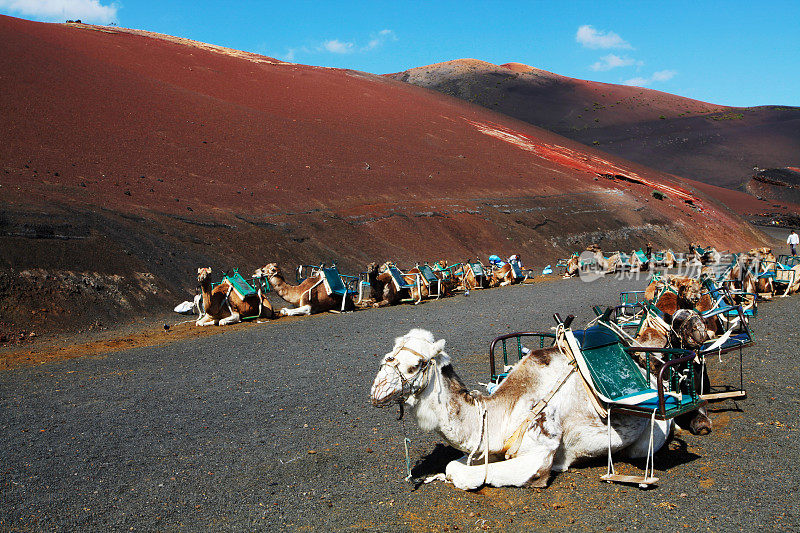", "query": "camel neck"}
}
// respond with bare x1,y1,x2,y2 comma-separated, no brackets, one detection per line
200,277,214,311
268,274,293,298
411,363,485,453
